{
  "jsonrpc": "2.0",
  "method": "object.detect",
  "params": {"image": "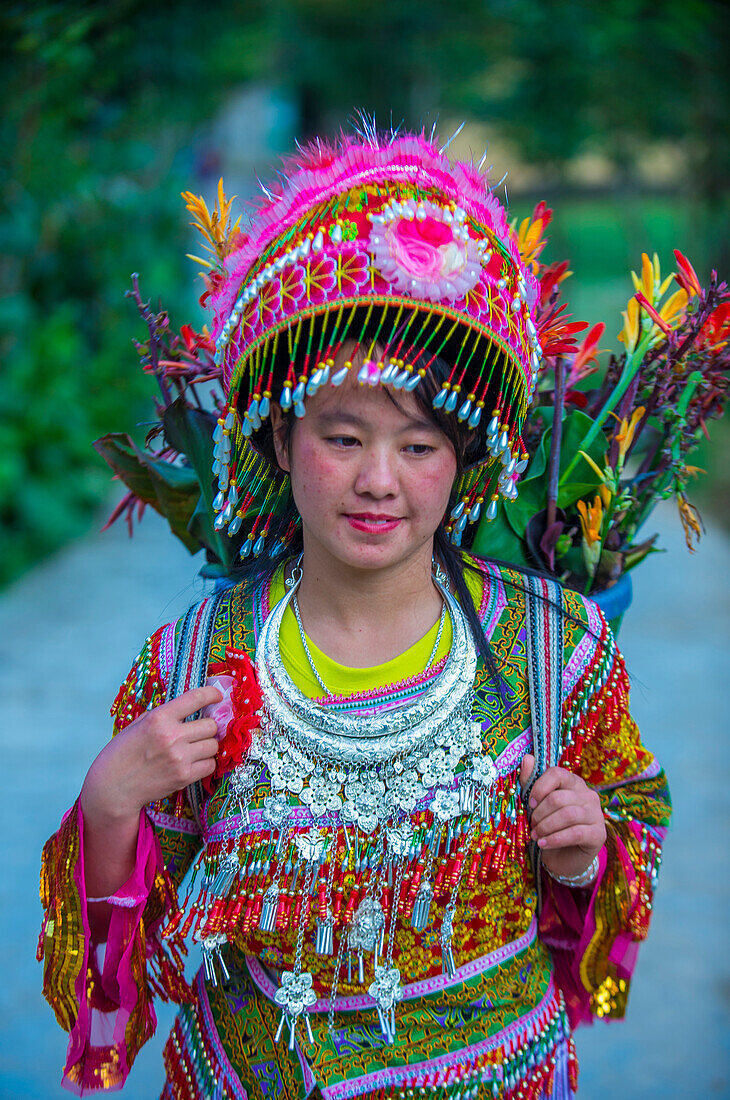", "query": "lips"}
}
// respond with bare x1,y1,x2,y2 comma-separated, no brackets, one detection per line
345,512,403,533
